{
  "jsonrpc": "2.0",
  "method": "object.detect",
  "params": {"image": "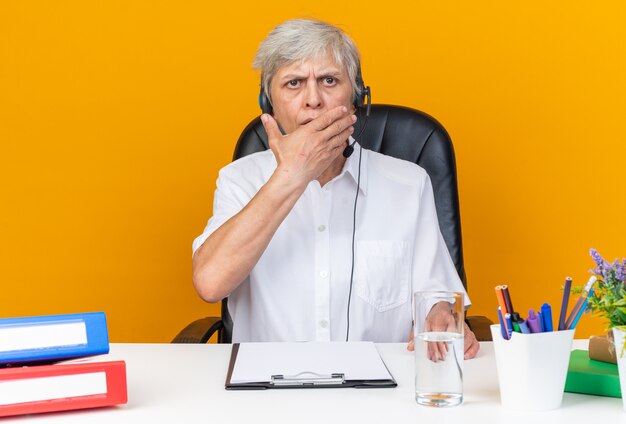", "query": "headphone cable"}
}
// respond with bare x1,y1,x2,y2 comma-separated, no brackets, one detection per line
345,108,367,341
